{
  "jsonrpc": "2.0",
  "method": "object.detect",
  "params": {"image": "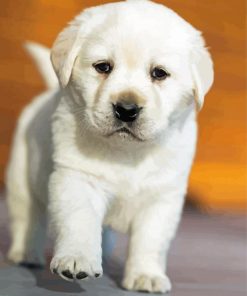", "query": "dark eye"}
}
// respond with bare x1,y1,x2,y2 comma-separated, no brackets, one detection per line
151,67,170,80
93,61,113,74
